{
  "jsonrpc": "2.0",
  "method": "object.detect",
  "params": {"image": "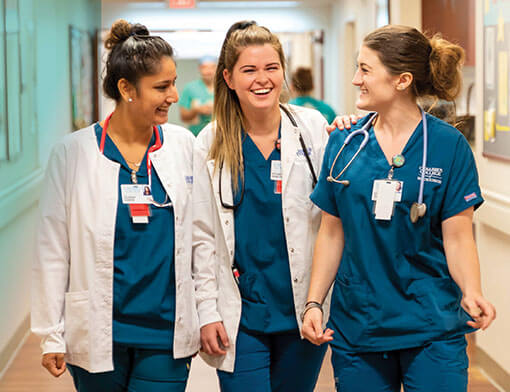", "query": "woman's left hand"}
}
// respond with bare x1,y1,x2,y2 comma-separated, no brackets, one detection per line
326,114,361,134
461,294,496,330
